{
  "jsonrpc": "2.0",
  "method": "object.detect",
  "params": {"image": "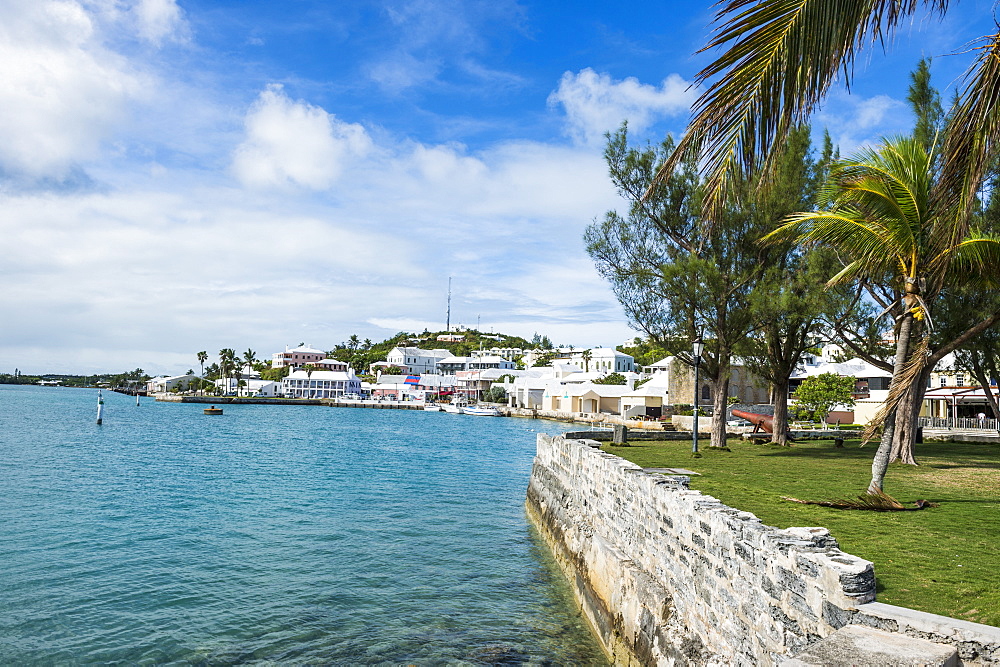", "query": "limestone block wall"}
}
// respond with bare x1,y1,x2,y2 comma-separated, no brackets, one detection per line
528,434,1000,665
527,434,877,665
